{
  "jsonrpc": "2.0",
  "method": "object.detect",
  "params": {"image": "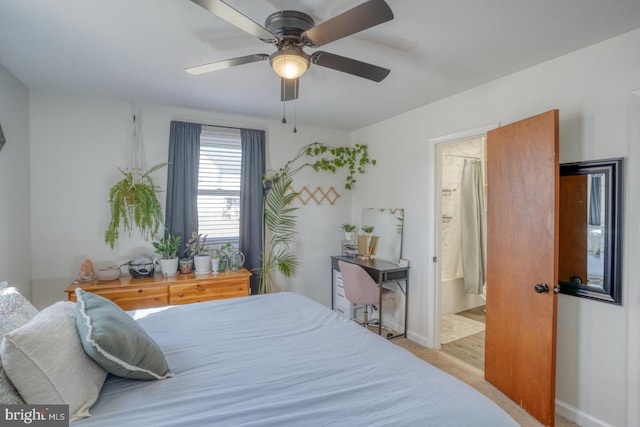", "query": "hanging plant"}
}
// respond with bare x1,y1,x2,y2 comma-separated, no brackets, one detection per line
259,142,376,294
104,162,168,249
266,142,376,190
